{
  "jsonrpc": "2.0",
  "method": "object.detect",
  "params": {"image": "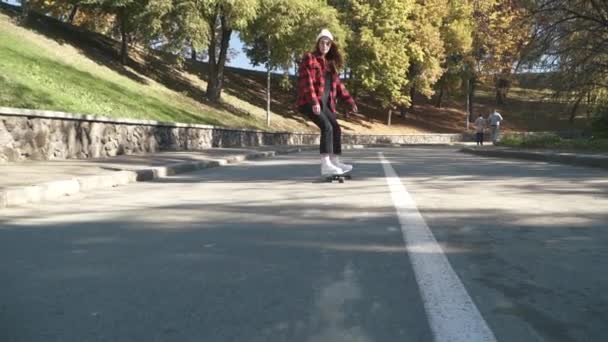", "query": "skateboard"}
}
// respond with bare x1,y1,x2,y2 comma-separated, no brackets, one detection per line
323,173,352,183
